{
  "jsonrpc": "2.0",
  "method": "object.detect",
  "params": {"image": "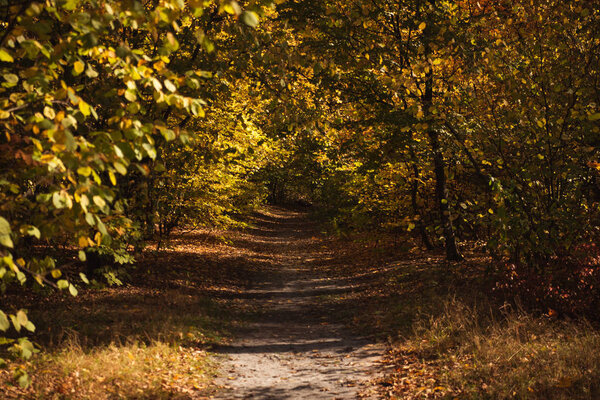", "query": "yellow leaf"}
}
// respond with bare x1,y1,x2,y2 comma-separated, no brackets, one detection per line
94,232,102,245
0,49,14,62
73,61,85,76
43,106,56,119
78,236,88,247
77,166,92,176
79,100,91,116
109,171,117,185
418,22,426,30
93,195,106,208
